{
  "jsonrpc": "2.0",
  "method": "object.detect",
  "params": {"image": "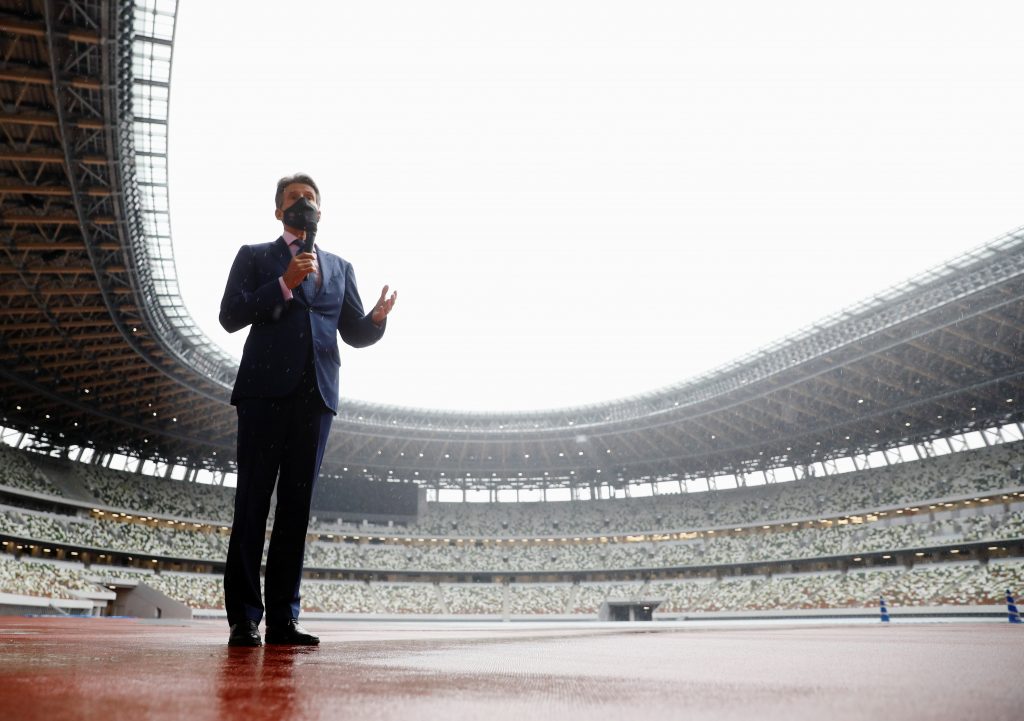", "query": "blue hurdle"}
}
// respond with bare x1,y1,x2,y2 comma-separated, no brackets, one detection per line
1006,590,1022,624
